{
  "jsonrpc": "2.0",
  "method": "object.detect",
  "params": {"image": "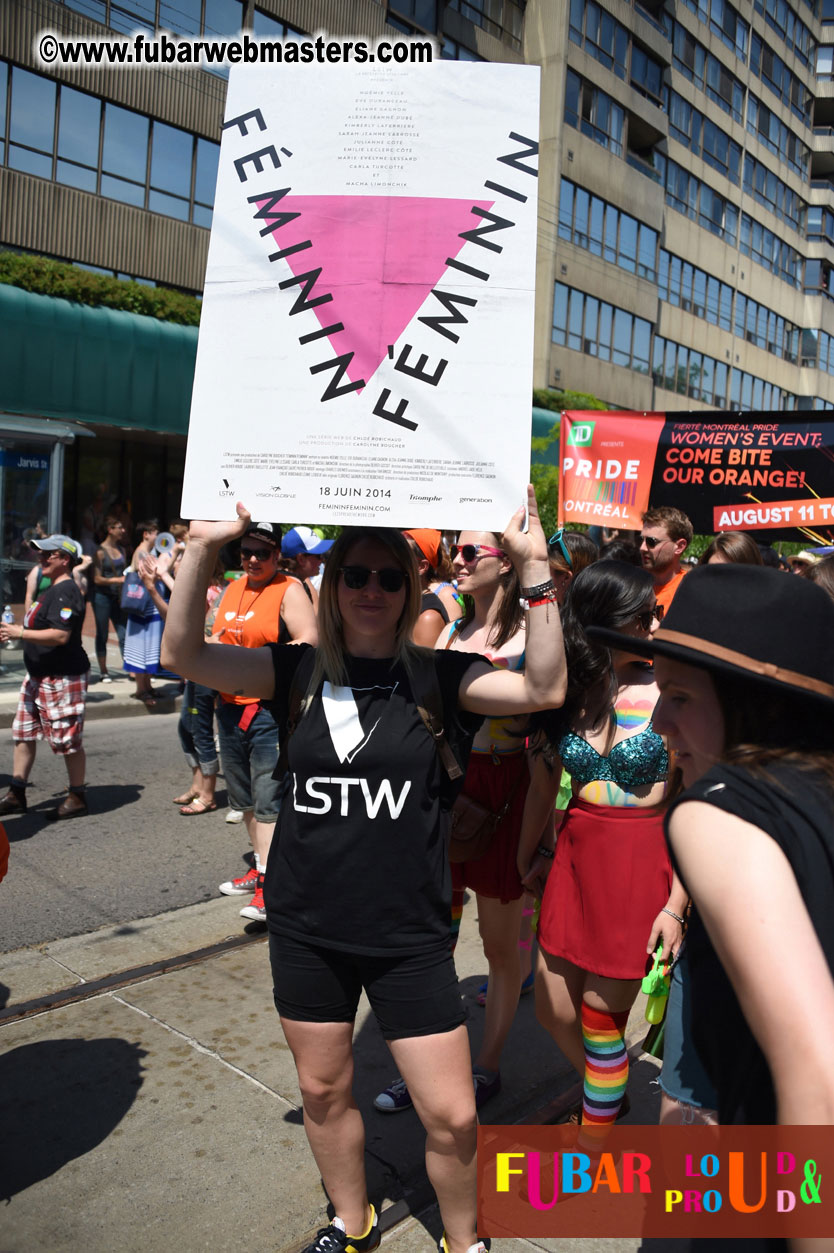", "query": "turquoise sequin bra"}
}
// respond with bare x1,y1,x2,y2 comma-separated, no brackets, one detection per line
558,723,668,790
